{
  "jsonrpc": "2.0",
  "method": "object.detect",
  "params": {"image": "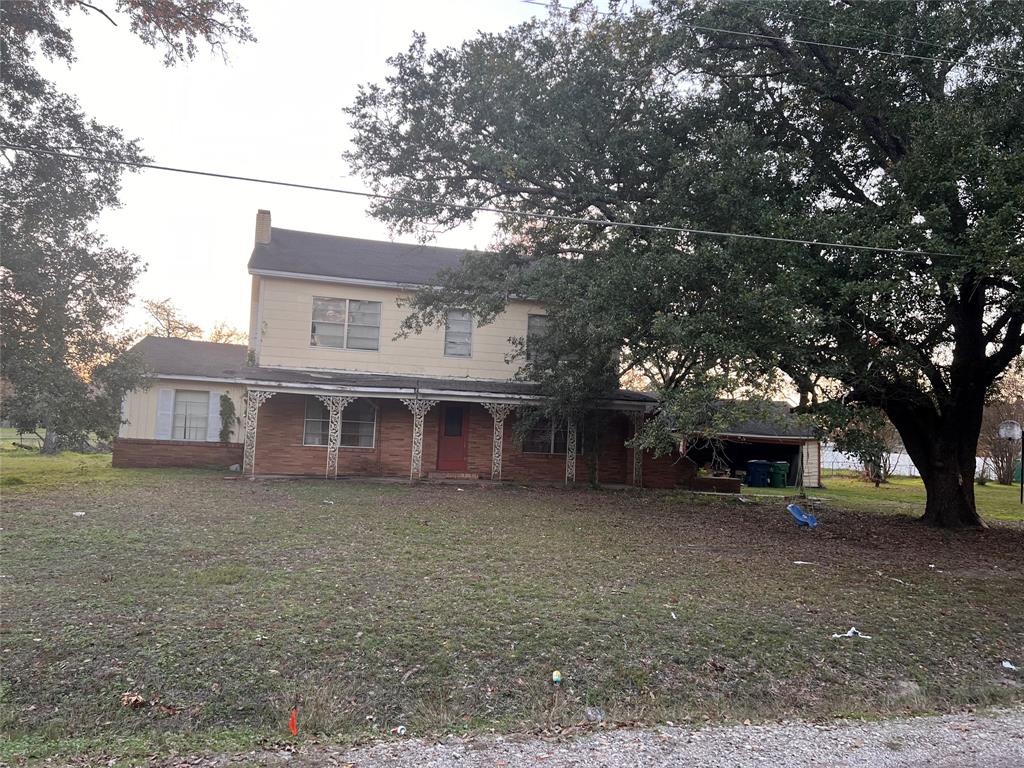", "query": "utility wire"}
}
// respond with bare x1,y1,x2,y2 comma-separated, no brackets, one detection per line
1,141,961,258
520,0,1024,75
